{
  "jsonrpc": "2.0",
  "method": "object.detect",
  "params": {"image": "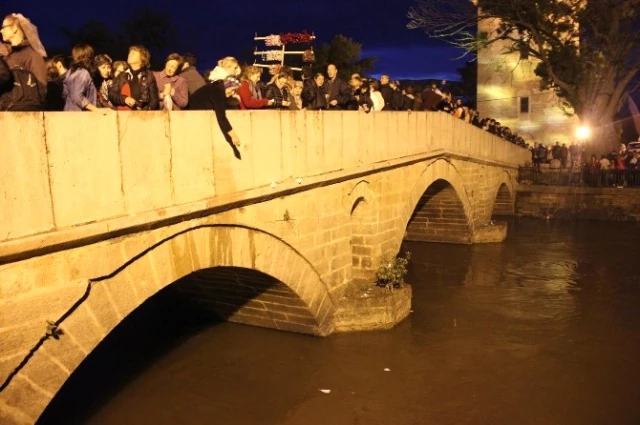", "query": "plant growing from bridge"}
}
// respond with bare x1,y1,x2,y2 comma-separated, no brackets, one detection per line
376,251,411,291
46,320,64,340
